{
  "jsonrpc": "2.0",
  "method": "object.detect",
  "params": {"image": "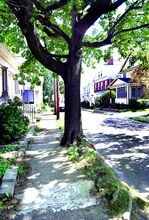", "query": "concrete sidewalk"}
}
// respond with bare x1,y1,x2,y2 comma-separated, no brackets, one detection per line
9,112,109,220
